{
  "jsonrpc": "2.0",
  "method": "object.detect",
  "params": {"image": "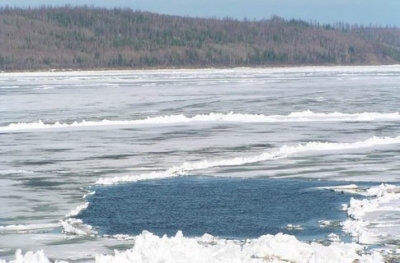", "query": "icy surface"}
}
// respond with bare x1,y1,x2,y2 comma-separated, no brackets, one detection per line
1,232,384,263
2,66,400,262
96,136,400,185
0,250,68,263
343,184,400,245
86,231,384,263
0,224,60,233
